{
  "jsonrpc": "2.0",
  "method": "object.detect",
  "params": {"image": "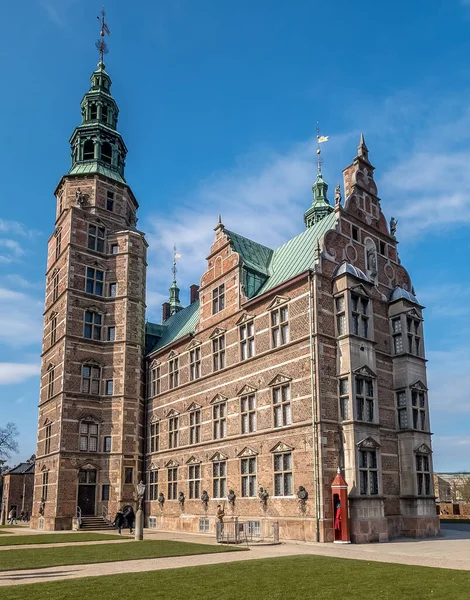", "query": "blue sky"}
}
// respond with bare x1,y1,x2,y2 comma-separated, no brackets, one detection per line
0,0,469,470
